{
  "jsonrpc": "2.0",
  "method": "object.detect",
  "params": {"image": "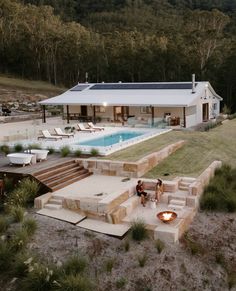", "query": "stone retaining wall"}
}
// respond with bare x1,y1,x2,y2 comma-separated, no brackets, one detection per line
189,160,222,196
76,140,185,178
